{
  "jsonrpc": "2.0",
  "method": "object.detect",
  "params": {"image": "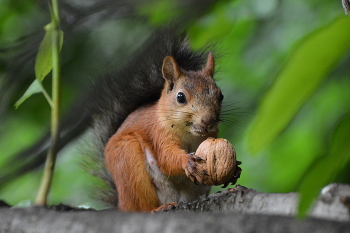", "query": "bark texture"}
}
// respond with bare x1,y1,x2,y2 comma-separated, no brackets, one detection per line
171,184,350,222
1,184,349,233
